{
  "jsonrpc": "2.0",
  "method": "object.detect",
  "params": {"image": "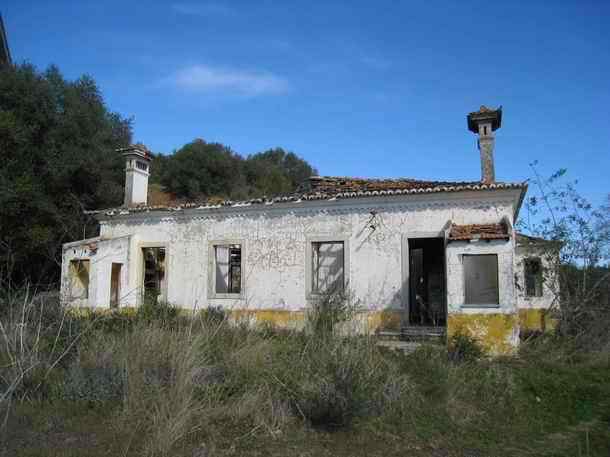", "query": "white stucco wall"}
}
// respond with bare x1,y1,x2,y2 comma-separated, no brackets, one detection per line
514,244,558,311
61,235,130,308
446,238,515,315
65,189,523,315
